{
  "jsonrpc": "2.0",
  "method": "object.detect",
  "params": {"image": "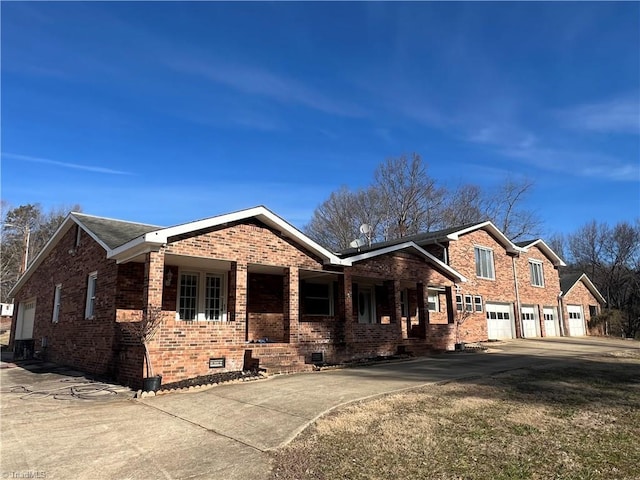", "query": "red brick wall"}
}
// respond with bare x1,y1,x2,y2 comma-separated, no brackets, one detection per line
447,230,517,342
563,281,601,334
10,224,119,376
516,245,562,336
